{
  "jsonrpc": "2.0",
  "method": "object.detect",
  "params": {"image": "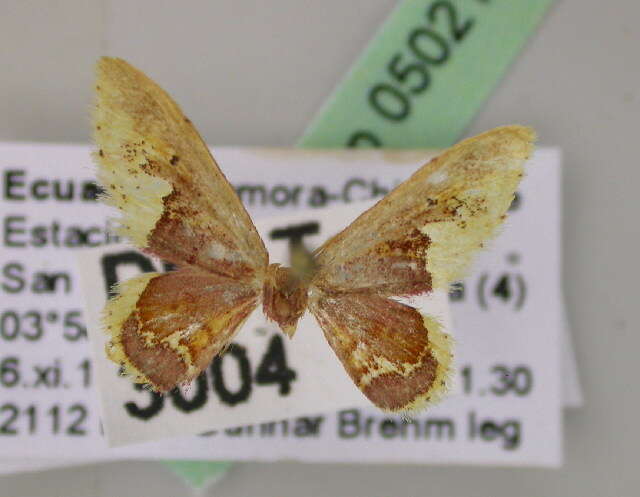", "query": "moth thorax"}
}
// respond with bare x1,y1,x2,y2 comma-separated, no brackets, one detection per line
262,264,308,338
